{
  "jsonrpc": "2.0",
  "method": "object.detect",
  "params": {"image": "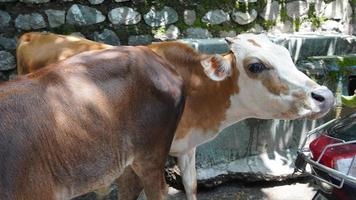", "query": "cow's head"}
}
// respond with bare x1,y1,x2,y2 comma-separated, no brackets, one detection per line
201,34,334,120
